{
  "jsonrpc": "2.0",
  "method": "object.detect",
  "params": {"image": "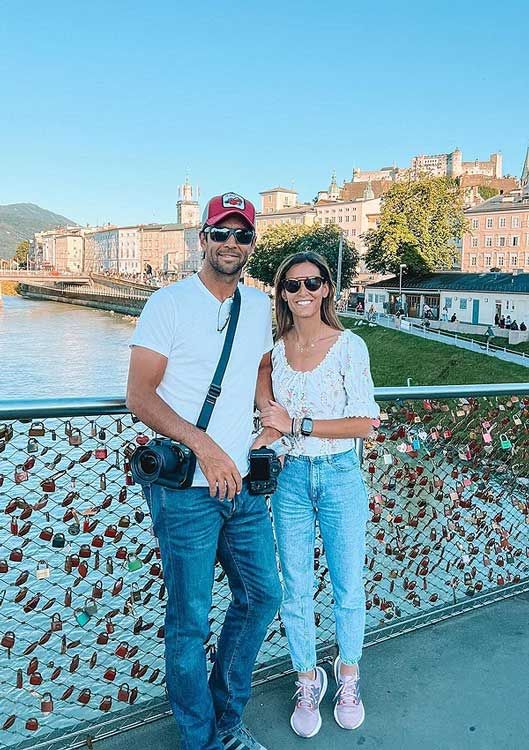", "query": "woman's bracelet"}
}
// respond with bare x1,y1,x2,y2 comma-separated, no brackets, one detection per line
290,416,302,437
